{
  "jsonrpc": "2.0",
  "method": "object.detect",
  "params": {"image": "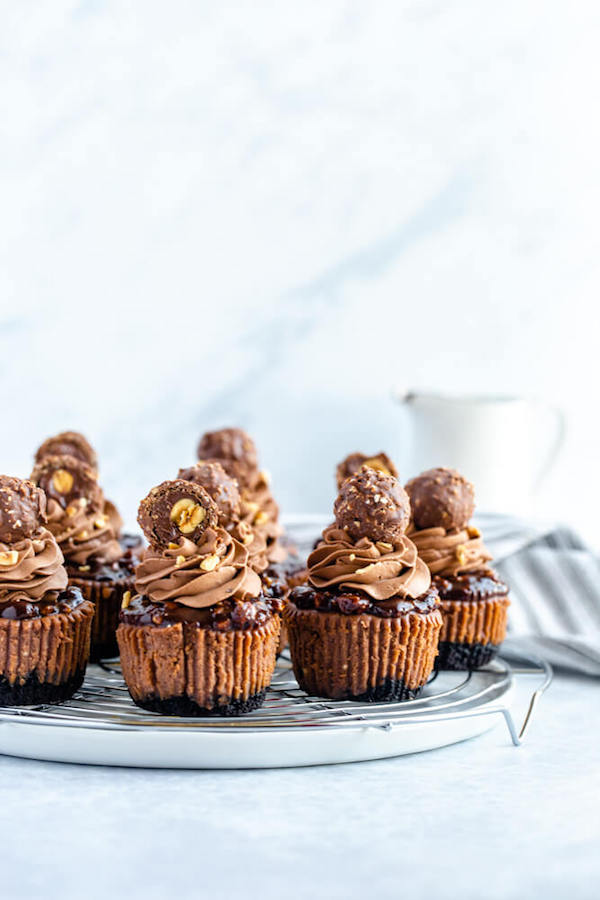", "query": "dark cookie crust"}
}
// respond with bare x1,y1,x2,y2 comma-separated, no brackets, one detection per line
35,431,98,470
345,678,424,703
405,467,475,531
0,668,85,706
334,467,410,542
336,452,398,488
137,479,218,549
129,689,267,717
436,641,500,671
0,476,47,543
31,454,103,513
177,461,241,526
